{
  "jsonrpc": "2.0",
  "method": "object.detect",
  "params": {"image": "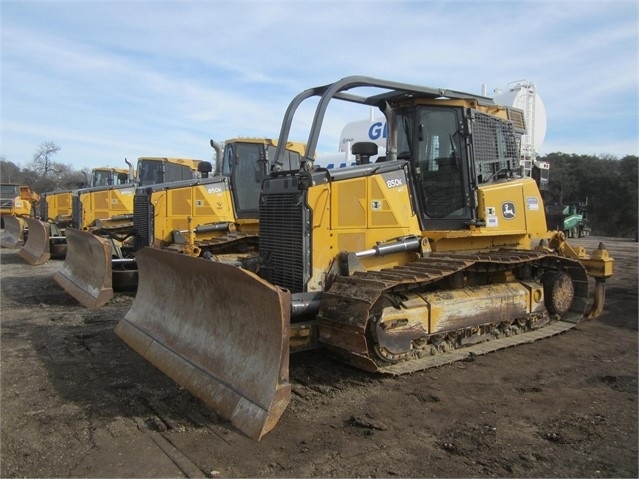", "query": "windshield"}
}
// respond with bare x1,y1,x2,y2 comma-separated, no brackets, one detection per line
137,159,196,186
396,113,412,159
93,169,129,186
0,185,19,197
222,144,234,176
398,106,468,220
91,170,117,187
230,142,266,212
137,160,164,186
